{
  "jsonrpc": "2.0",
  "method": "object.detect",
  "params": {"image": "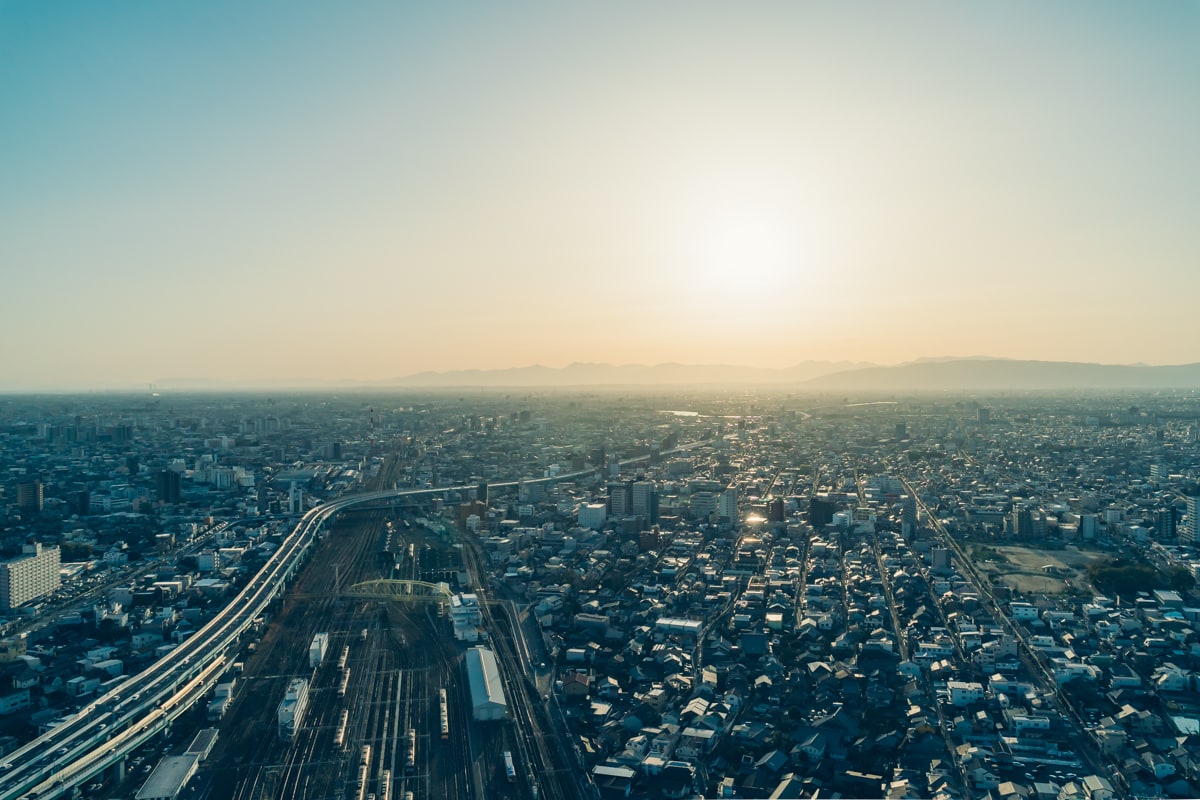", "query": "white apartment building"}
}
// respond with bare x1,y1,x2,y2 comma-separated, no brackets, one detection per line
0,543,61,610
